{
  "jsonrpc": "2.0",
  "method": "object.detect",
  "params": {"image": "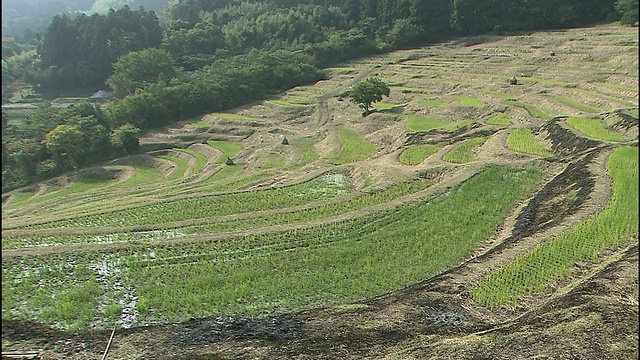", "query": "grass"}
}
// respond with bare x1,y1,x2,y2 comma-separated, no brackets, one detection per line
372,102,404,112
505,100,554,120
174,148,208,174
288,137,318,169
443,137,486,163
548,95,600,113
327,128,378,165
399,145,441,165
507,129,554,157
284,95,314,104
630,109,638,117
442,118,476,132
263,153,285,169
418,99,448,108
406,116,448,132
268,99,308,107
156,155,189,181
194,165,243,186
487,114,511,126
406,116,475,132
2,180,114,213
185,116,211,128
450,95,486,107
208,140,243,162
211,112,257,121
5,190,35,206
395,87,432,94
206,171,276,193
573,88,637,107
485,90,518,100
593,82,638,93
566,117,628,142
